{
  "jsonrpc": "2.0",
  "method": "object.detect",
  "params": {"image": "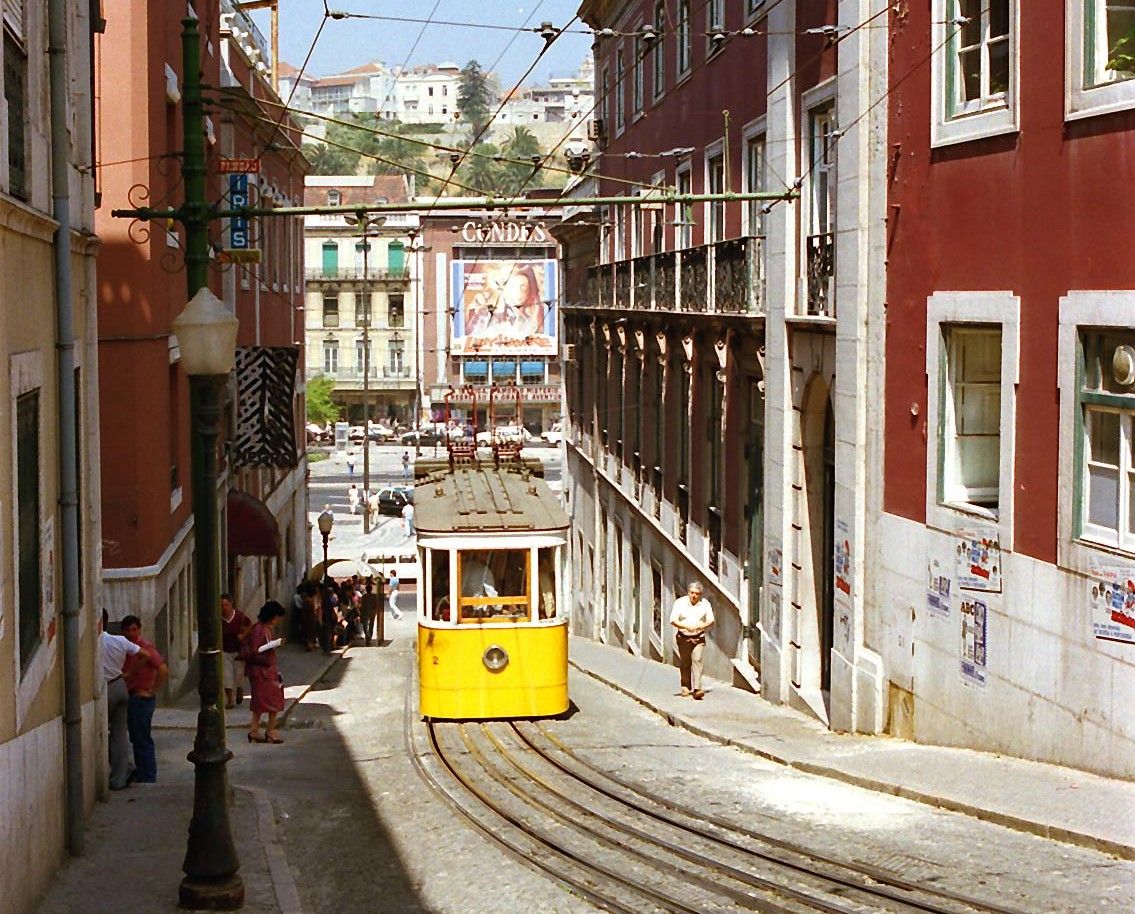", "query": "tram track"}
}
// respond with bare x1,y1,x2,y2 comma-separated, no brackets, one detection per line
412,710,1038,914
